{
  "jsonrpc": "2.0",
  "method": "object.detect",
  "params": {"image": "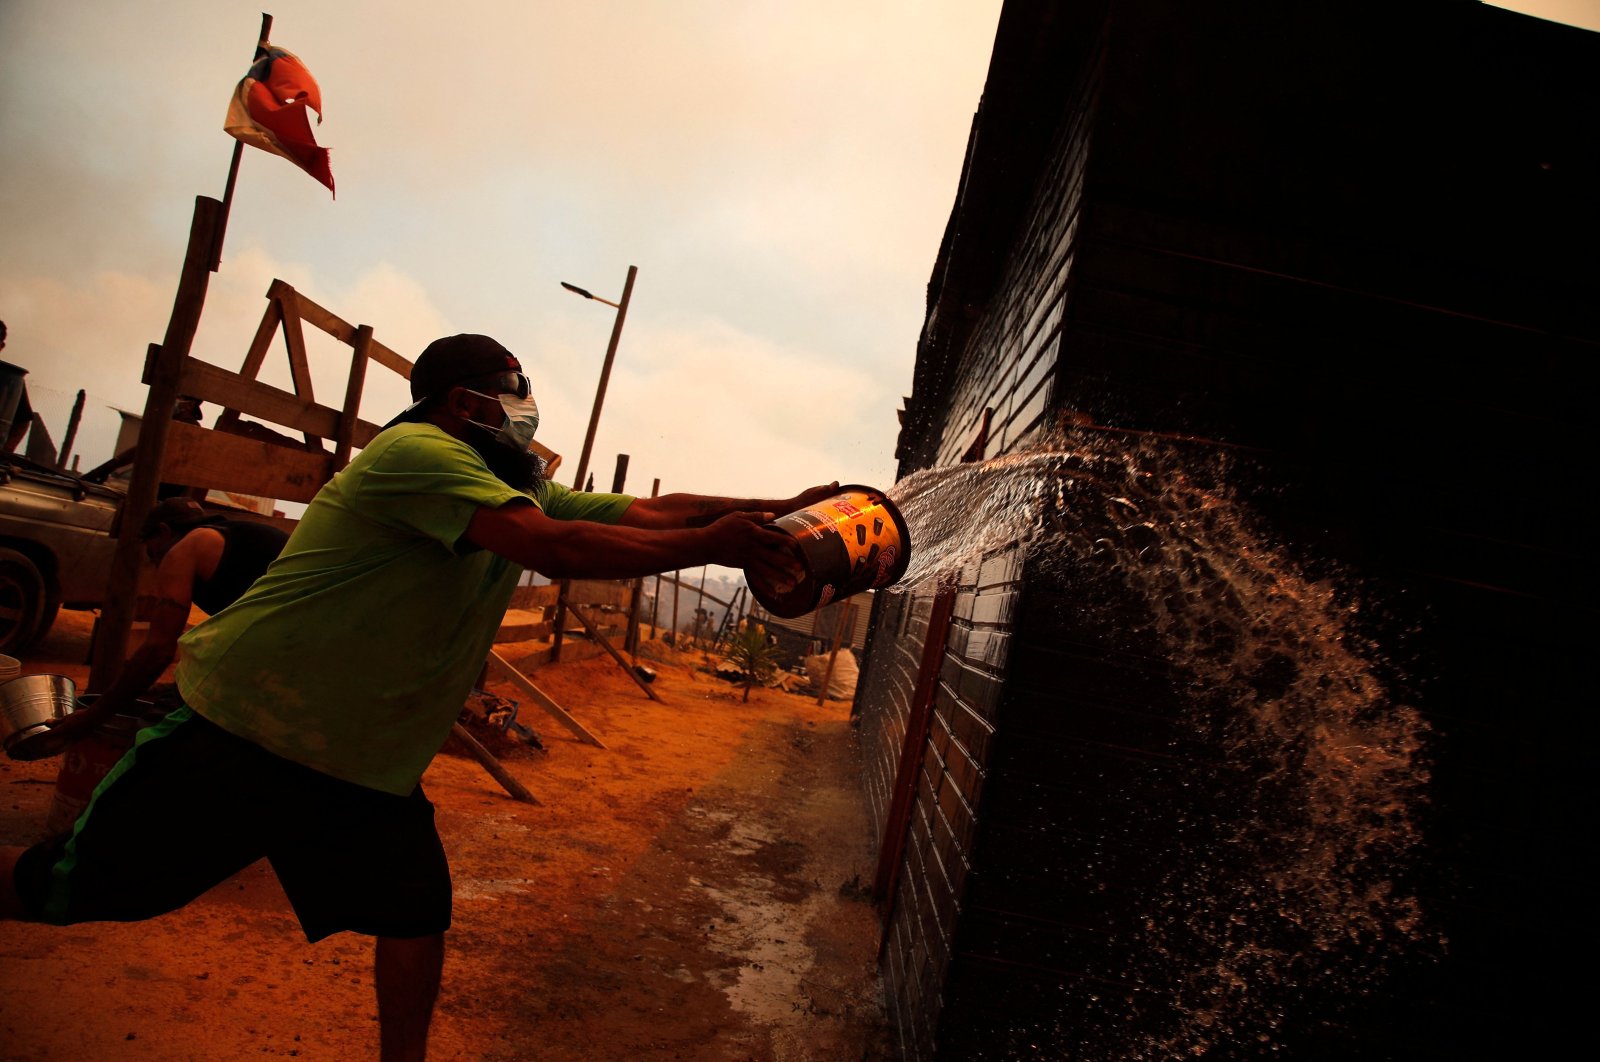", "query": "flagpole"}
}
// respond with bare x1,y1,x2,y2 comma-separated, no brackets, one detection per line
211,11,274,272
